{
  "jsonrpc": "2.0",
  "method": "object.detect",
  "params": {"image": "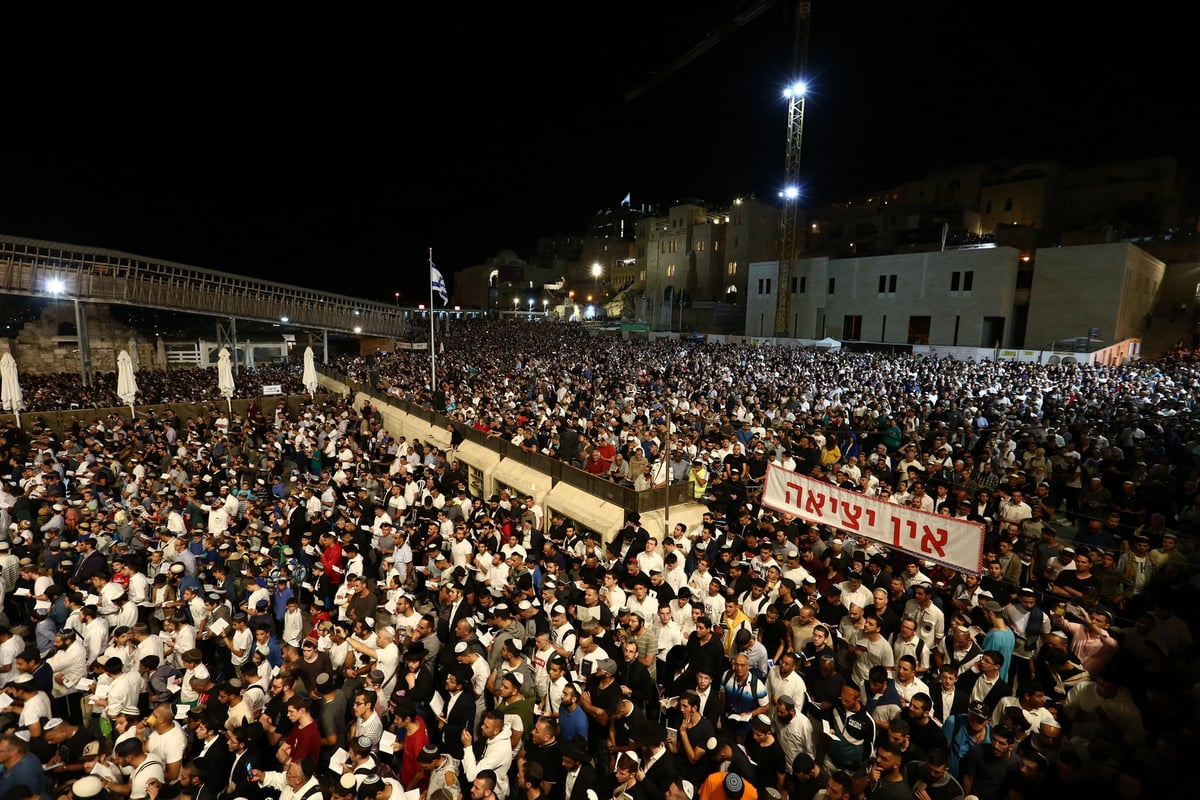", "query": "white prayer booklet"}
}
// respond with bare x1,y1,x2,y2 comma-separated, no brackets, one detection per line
379,730,398,752
208,617,230,636
329,747,351,769
429,693,445,718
